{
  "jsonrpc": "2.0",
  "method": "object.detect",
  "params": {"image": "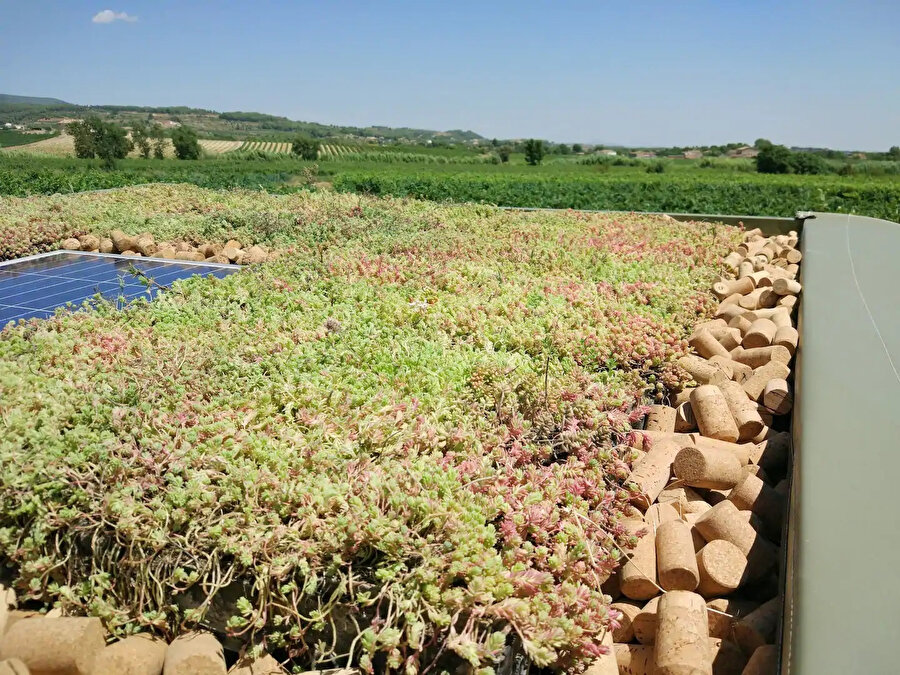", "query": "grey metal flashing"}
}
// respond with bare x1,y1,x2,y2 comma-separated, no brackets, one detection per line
786,212,900,673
